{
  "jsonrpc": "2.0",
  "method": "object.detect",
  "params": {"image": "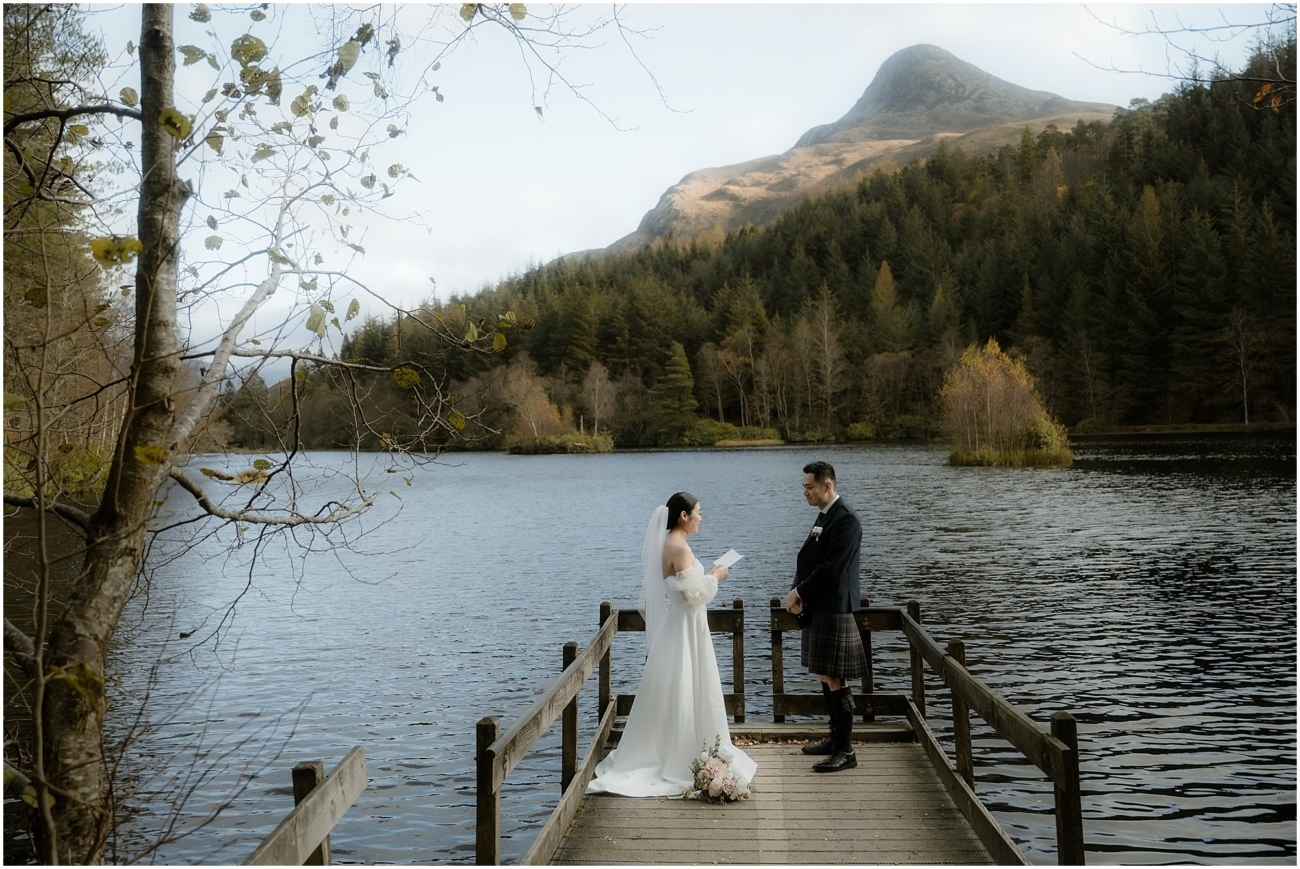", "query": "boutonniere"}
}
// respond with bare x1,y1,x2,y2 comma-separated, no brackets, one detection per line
810,525,823,541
